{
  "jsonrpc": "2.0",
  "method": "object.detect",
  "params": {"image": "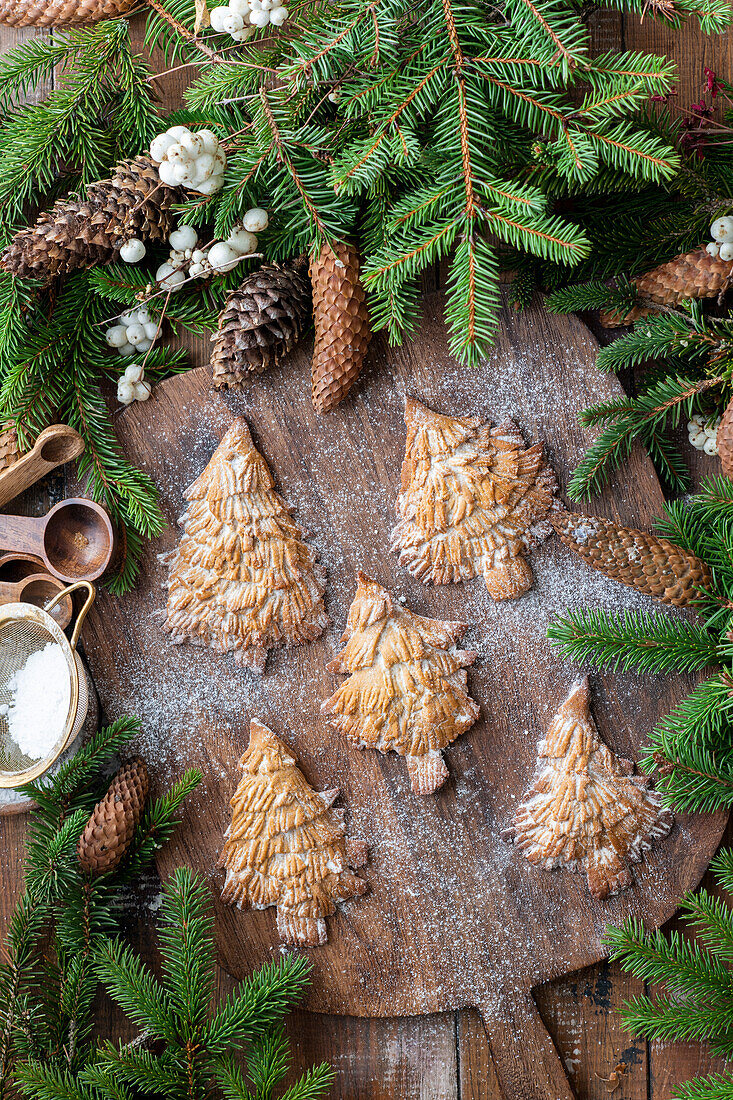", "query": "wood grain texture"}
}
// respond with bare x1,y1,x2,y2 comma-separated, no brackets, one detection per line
77,291,727,1100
